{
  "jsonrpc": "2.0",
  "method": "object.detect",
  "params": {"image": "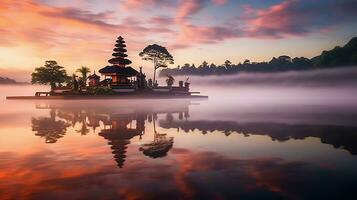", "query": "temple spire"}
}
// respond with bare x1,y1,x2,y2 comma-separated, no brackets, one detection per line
108,36,132,67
